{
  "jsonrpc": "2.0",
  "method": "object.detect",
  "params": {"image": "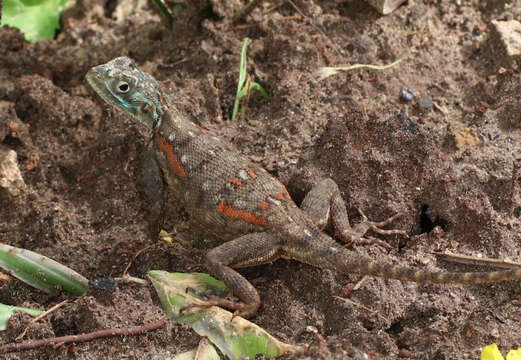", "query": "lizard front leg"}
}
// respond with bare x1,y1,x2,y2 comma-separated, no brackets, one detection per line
301,178,406,248
137,144,165,239
192,232,282,319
